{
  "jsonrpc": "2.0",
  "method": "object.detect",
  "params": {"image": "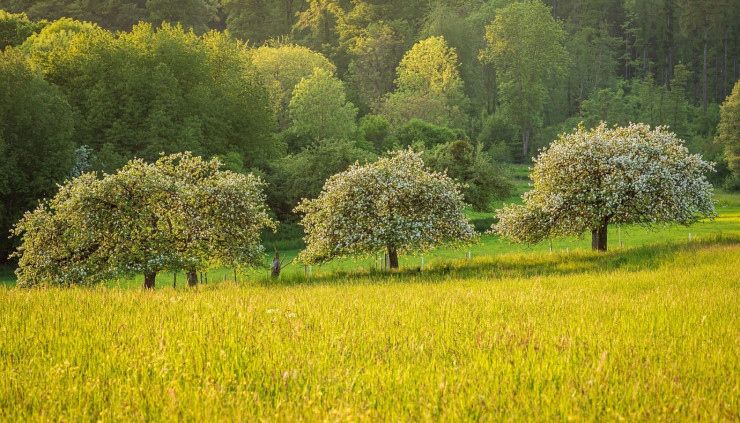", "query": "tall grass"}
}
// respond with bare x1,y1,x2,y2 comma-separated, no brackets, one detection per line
1,241,738,421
